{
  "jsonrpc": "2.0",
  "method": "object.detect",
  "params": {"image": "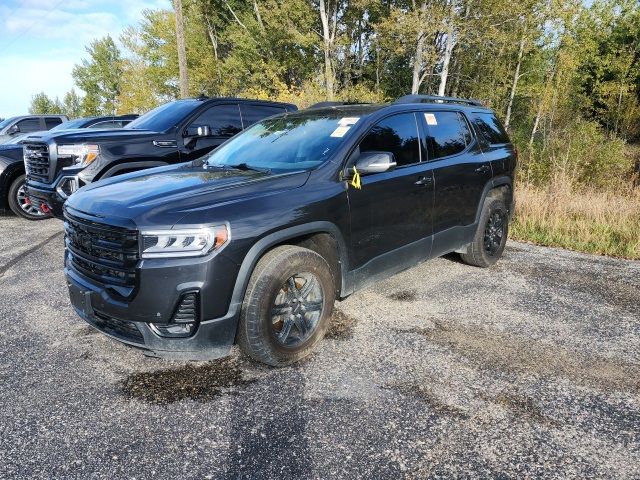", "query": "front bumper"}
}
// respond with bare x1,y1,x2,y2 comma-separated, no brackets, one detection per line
65,252,240,360
25,182,66,217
